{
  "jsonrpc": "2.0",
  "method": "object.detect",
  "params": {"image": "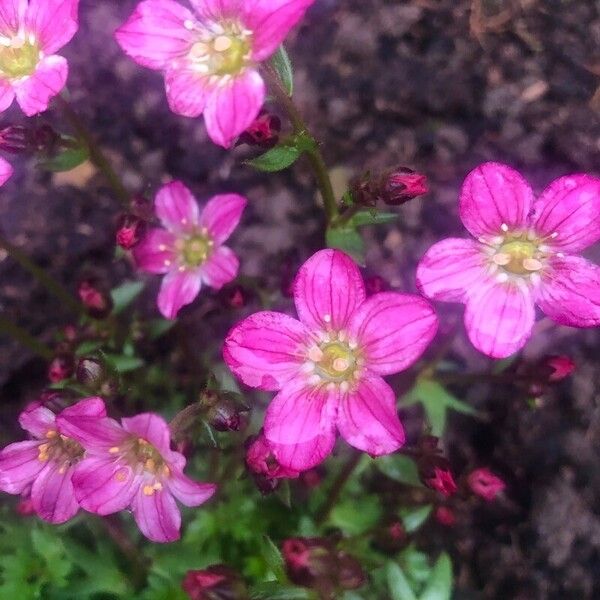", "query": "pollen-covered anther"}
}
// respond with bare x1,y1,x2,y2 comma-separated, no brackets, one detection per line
332,357,350,372
143,484,155,496
492,252,511,266
109,446,120,454
214,35,232,52
523,258,543,271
